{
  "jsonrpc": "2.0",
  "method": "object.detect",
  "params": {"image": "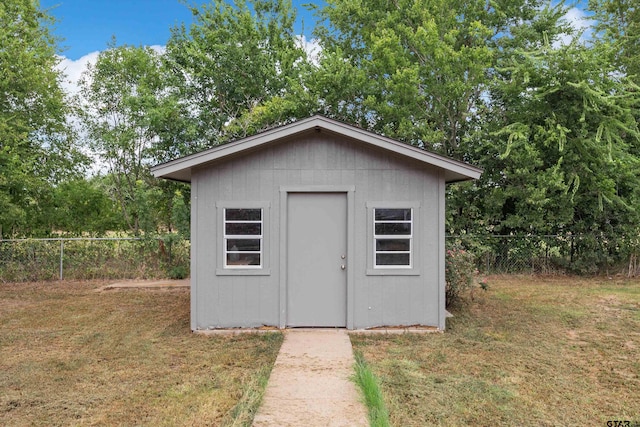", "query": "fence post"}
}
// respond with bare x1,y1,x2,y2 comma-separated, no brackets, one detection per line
59,239,64,281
